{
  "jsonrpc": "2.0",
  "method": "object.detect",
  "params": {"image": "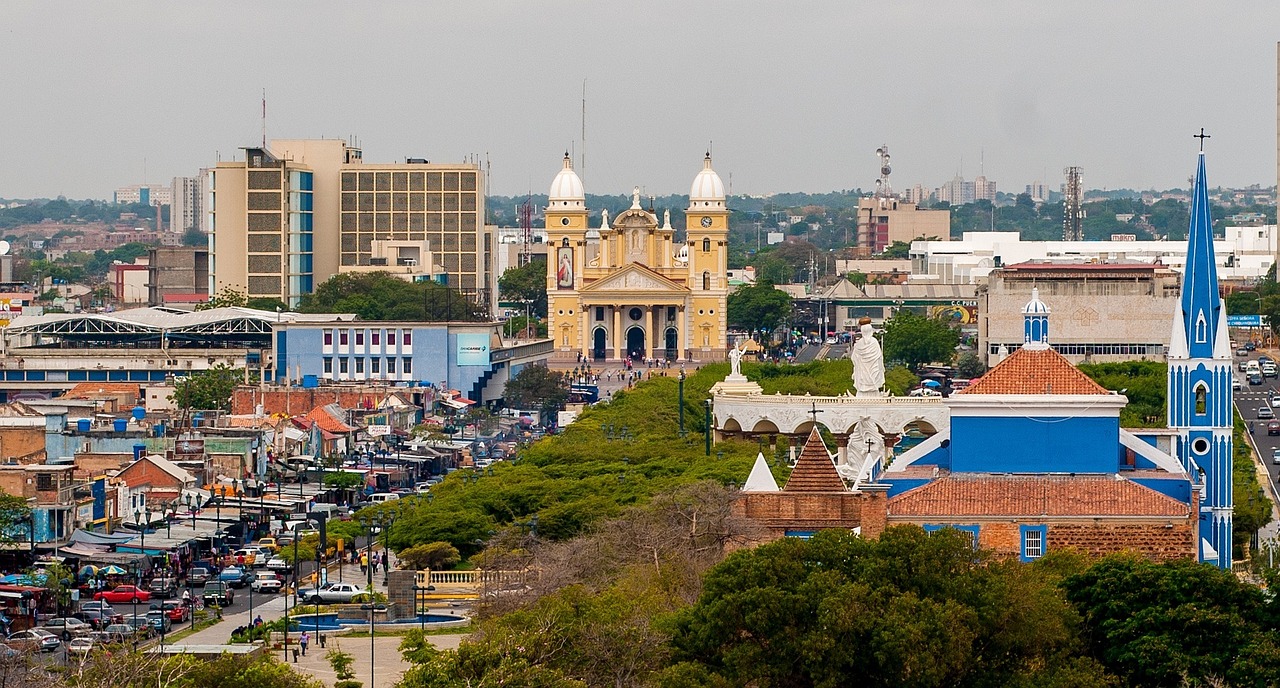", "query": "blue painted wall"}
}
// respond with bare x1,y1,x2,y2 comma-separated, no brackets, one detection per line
951,415,1120,473
1132,477,1193,503
883,478,931,498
